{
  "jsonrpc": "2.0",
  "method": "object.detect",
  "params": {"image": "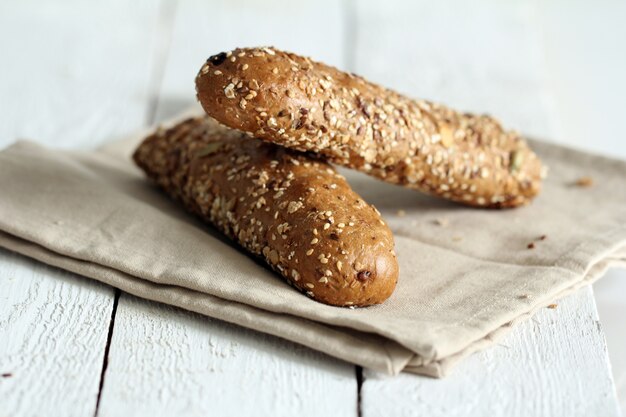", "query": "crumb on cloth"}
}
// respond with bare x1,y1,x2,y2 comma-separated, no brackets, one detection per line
574,176,593,187
433,218,449,227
